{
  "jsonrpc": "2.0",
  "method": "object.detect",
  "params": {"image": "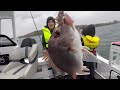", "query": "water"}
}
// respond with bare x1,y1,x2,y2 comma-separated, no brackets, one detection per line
18,23,120,60
96,23,120,59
